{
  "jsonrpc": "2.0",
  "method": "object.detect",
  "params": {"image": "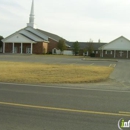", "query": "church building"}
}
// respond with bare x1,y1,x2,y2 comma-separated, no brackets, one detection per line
2,0,68,54
2,0,130,59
